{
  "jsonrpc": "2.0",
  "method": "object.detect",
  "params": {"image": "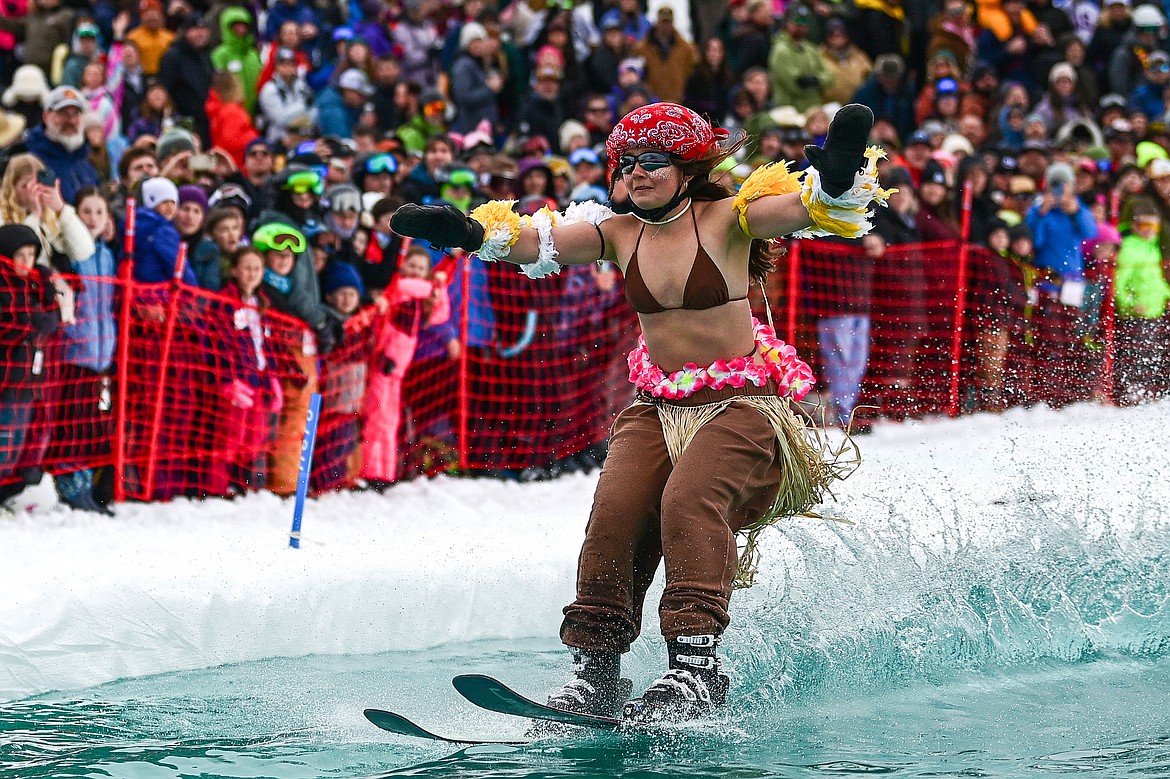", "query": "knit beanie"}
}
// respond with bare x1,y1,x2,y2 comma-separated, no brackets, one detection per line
0,224,40,260
178,185,208,212
320,260,365,297
141,177,180,210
